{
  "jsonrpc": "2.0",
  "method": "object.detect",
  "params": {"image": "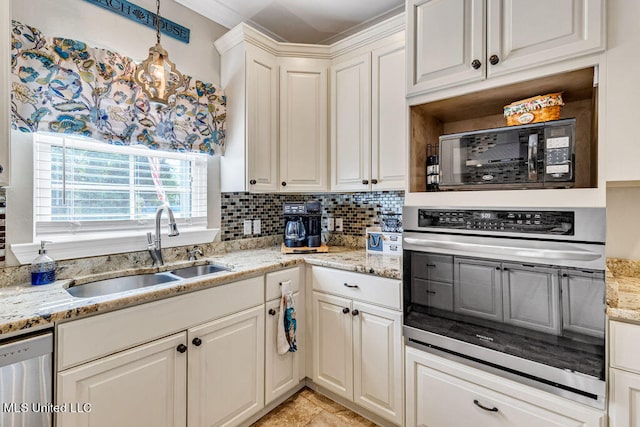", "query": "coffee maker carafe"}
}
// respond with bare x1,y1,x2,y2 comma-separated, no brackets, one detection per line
283,201,322,248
